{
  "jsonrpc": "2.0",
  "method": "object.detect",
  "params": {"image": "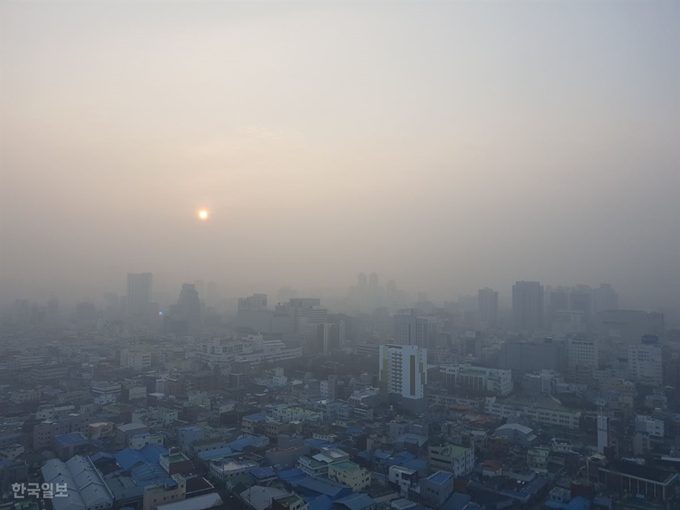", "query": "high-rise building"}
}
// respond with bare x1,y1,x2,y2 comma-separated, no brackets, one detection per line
628,335,662,387
394,309,440,348
177,284,201,325
357,273,368,289
568,336,598,384
547,287,569,326
512,281,544,332
369,272,379,289
593,284,619,313
478,288,498,327
499,339,561,372
570,286,593,321
379,344,427,413
127,273,153,317
597,414,608,454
